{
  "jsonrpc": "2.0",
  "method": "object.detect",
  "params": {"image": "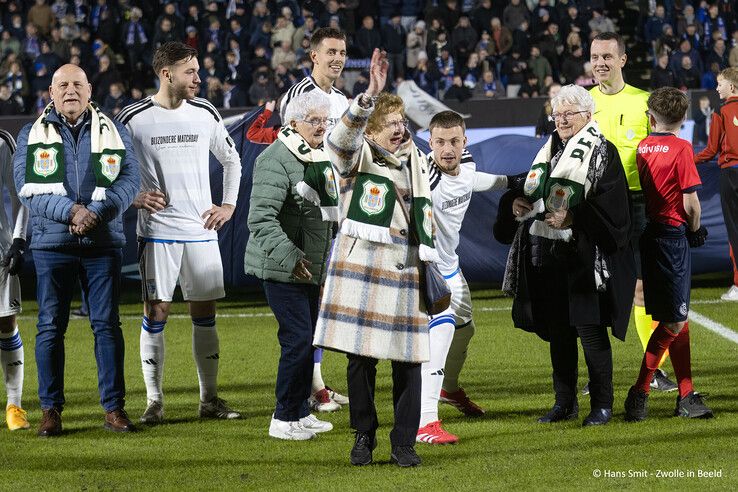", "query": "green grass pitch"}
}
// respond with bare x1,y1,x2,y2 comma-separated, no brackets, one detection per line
1,276,737,490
